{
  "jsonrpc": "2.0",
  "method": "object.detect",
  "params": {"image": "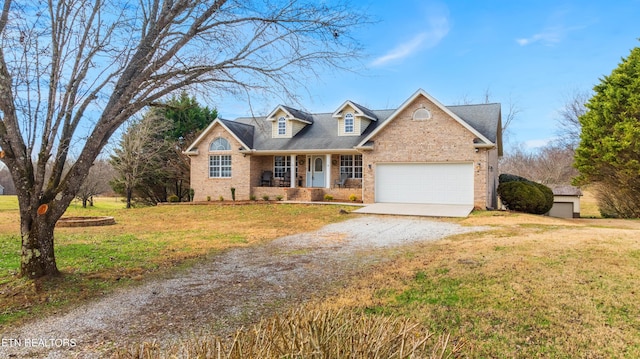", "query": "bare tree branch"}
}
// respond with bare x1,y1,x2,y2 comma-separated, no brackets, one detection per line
0,0,371,278
556,89,590,149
